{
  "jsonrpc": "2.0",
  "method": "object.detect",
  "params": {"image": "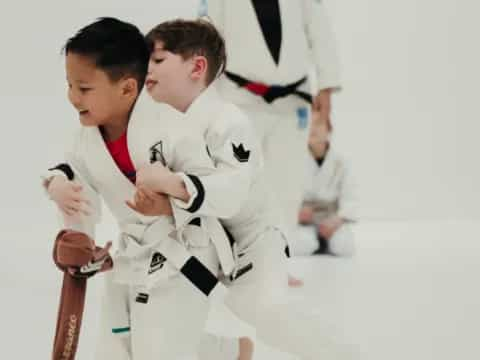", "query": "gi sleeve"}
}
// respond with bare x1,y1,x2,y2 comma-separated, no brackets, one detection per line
302,0,341,92
41,130,102,238
171,109,257,224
